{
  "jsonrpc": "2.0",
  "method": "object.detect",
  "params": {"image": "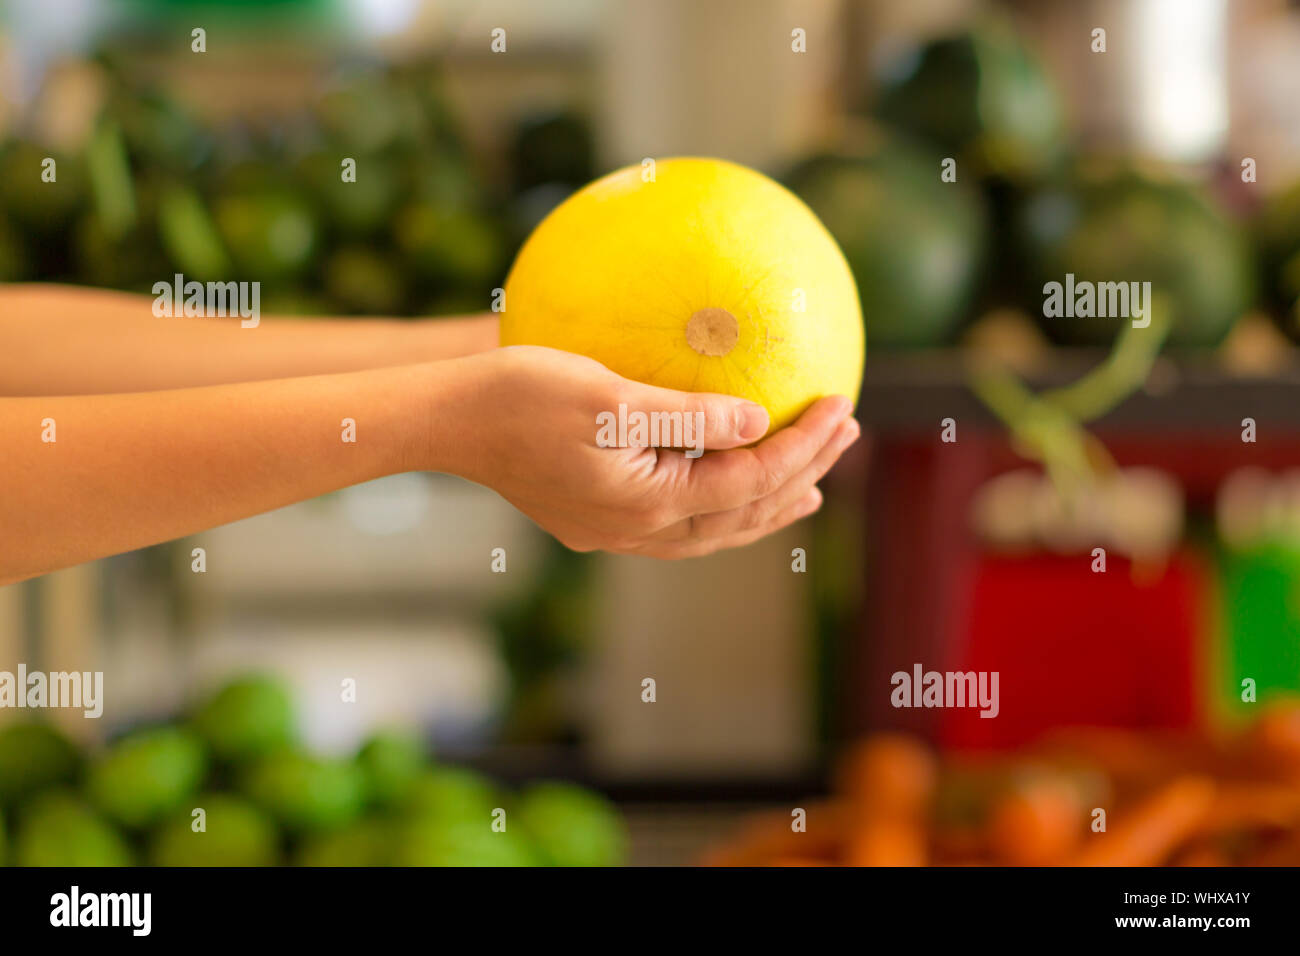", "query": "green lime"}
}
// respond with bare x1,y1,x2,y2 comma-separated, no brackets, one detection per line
150,793,279,866
355,730,425,808
0,722,81,805
191,674,296,763
515,782,627,867
391,817,539,867
86,727,207,828
296,817,392,866
241,750,365,833
15,792,132,867
401,767,500,823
